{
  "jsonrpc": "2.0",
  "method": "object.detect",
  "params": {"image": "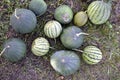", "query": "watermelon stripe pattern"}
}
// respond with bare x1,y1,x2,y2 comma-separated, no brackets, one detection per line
31,37,50,56
82,46,102,65
87,1,111,25
44,20,62,38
